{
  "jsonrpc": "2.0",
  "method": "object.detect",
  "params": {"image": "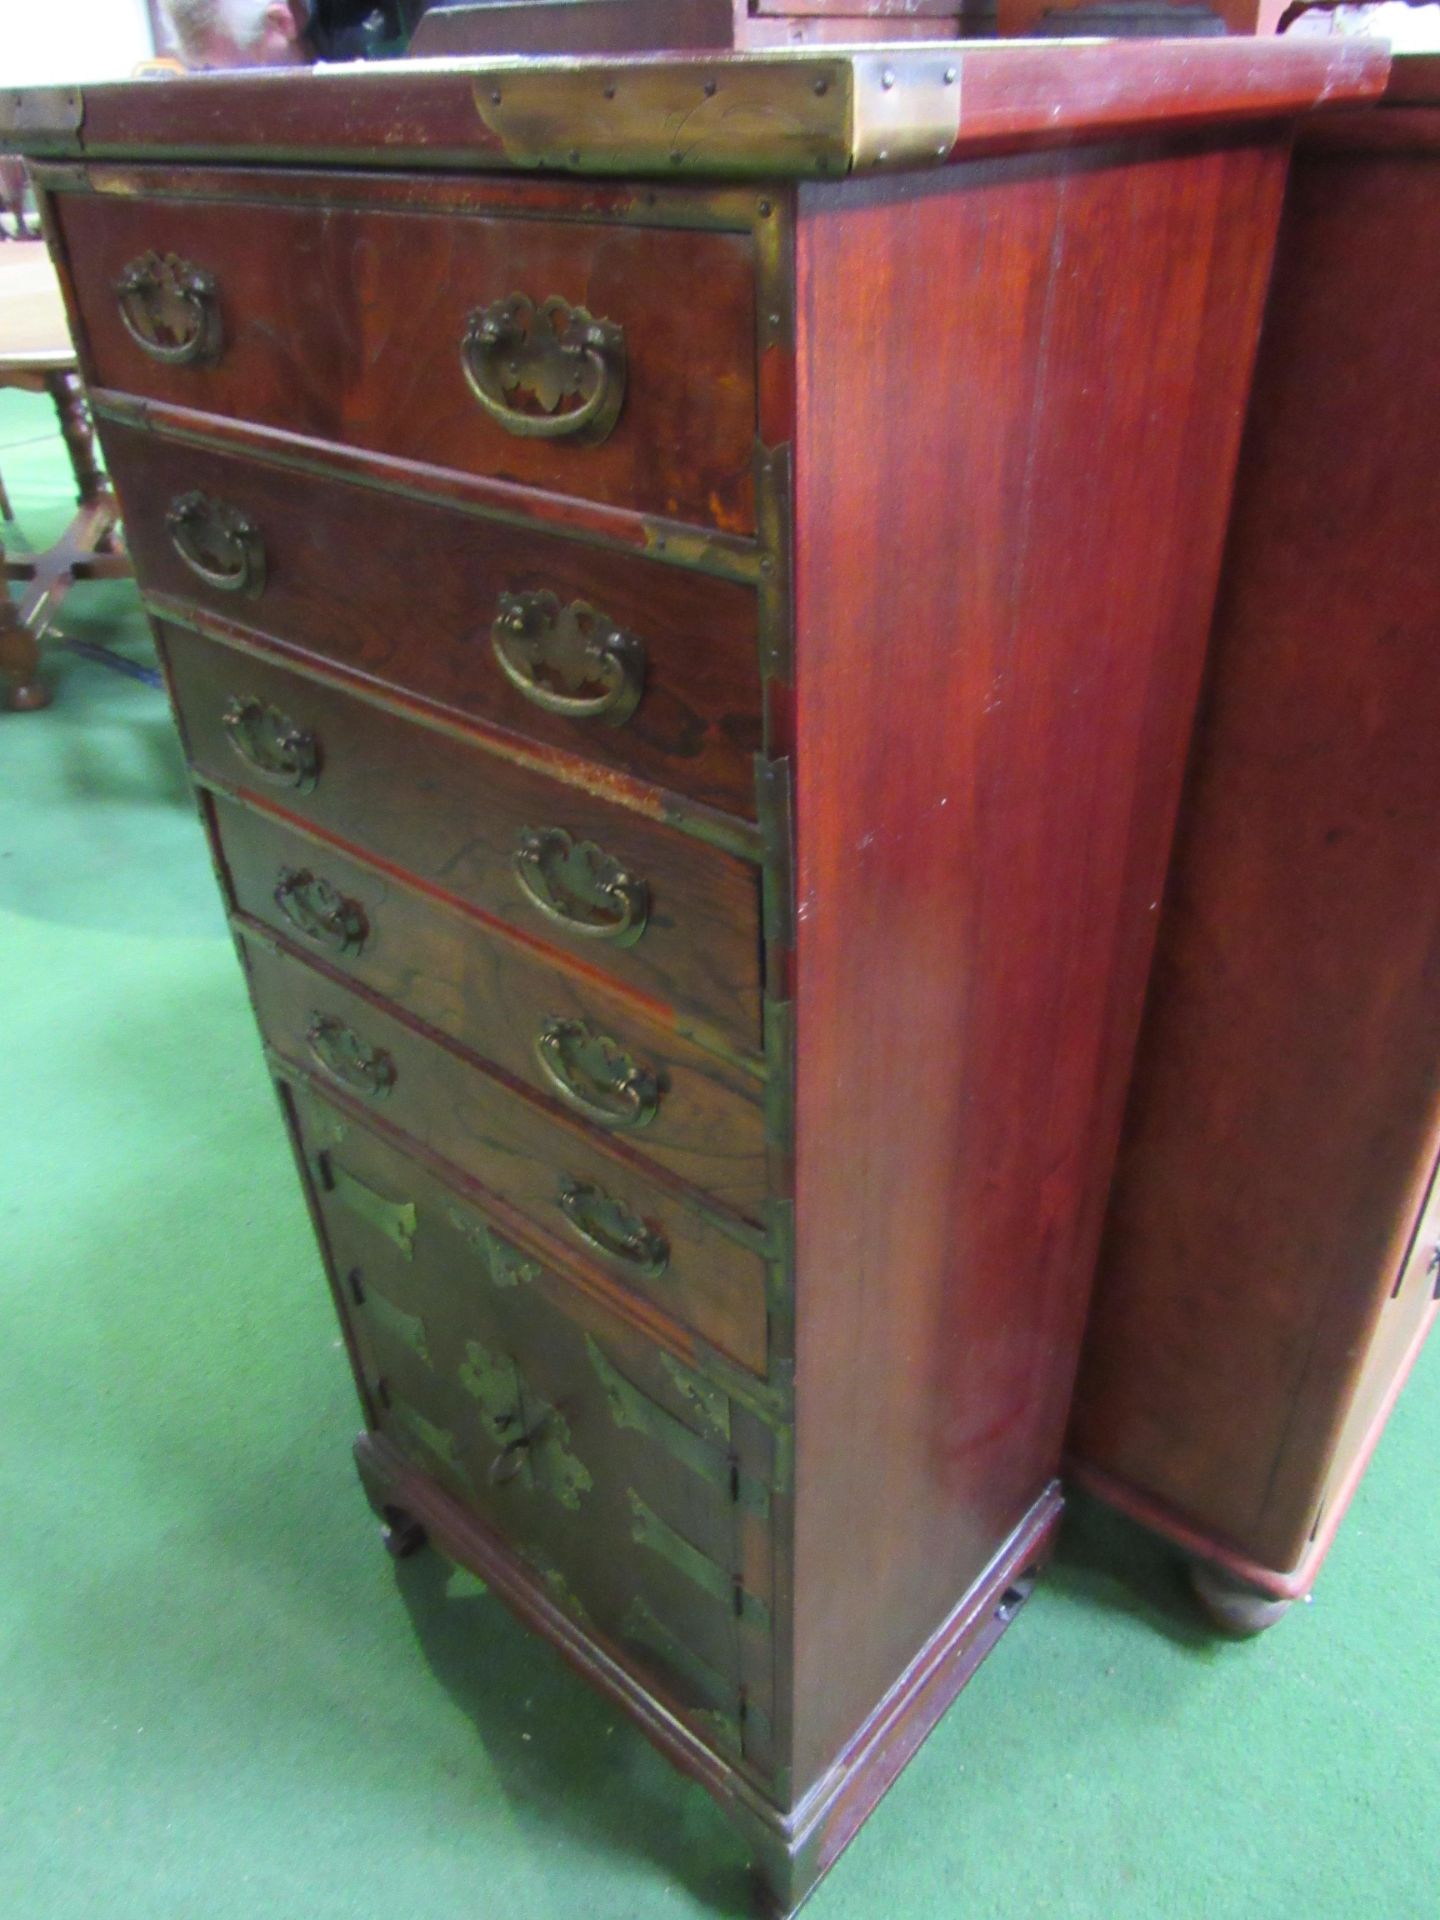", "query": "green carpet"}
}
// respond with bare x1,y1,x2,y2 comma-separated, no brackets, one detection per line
3,385,1436,1920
